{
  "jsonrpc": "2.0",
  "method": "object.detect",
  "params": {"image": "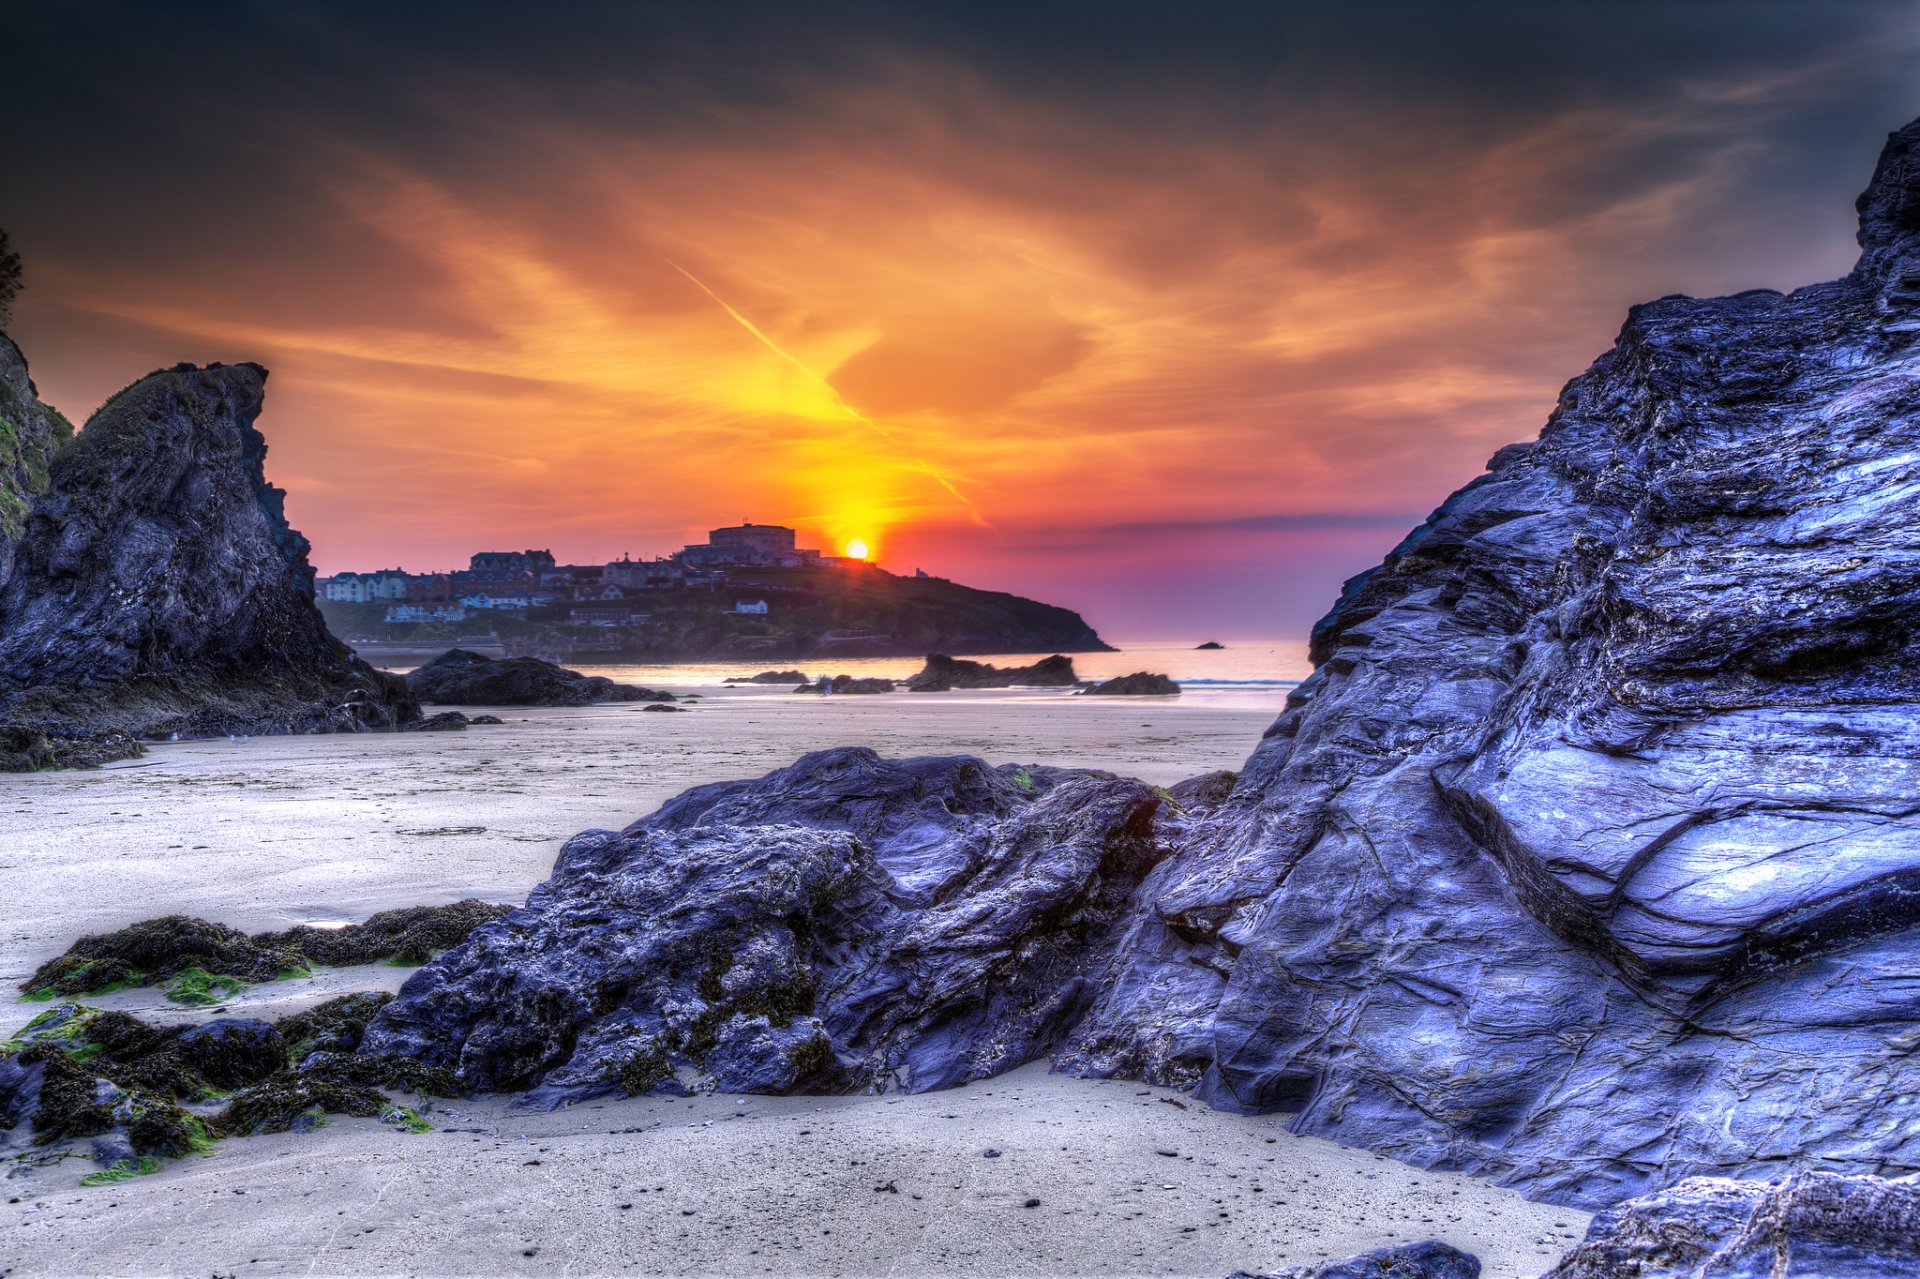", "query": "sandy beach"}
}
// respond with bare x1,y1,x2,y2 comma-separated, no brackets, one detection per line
1,682,1588,1277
